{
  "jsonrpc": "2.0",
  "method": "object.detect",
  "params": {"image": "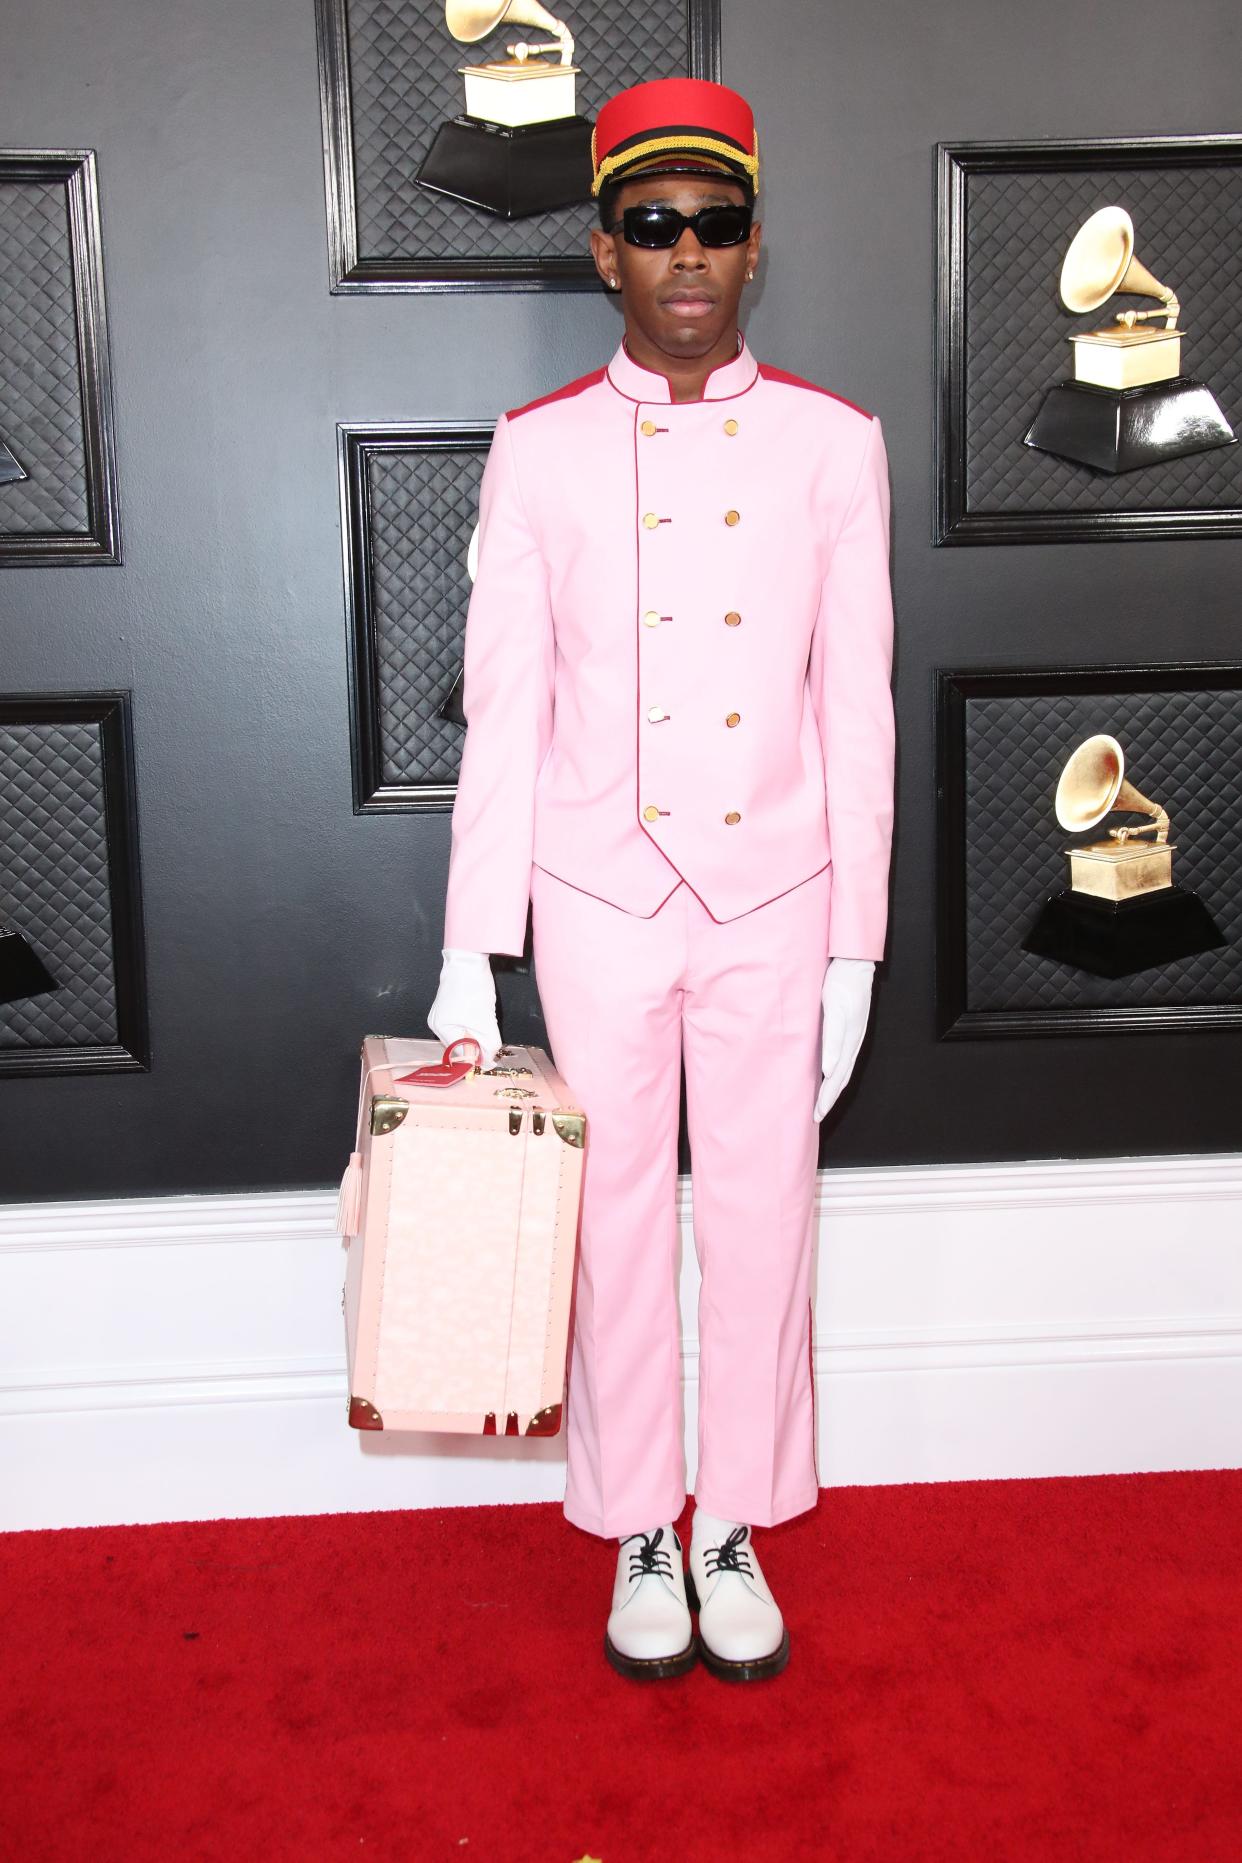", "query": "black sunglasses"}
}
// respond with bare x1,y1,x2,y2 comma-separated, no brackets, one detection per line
608,202,753,250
